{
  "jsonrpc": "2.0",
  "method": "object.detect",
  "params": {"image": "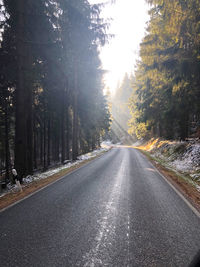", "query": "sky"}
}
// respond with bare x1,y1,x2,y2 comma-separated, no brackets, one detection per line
89,0,150,94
